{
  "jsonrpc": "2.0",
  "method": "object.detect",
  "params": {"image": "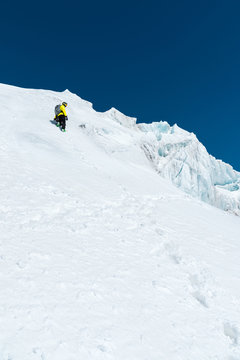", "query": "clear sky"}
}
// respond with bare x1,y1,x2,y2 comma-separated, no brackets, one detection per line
1,0,239,170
